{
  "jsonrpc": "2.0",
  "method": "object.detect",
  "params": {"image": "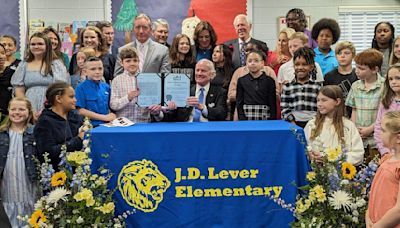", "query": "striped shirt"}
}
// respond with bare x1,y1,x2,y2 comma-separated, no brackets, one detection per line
110,71,151,123
345,75,385,148
281,79,322,121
